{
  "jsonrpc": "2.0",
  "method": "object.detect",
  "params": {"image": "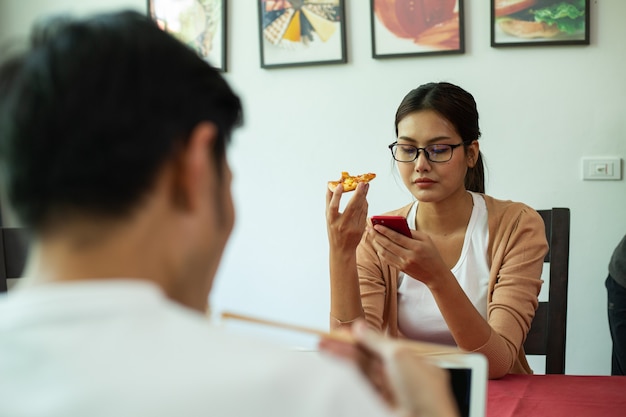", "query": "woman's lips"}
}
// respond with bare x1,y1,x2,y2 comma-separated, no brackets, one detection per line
414,178,435,187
